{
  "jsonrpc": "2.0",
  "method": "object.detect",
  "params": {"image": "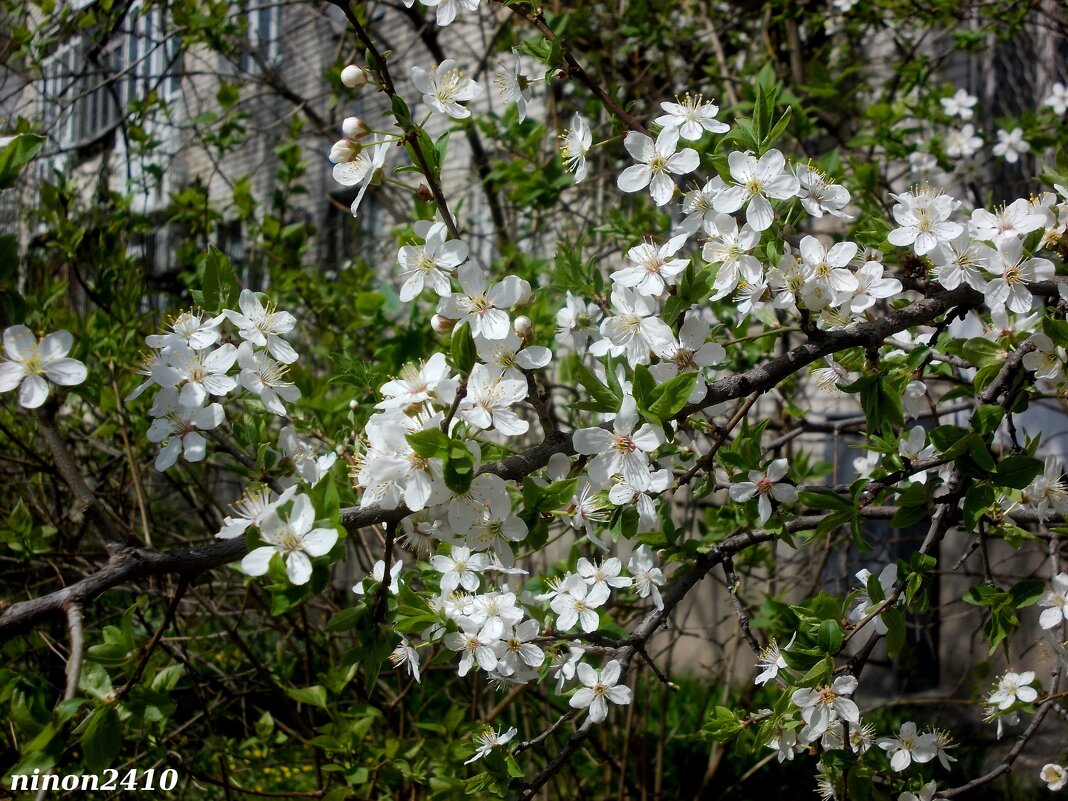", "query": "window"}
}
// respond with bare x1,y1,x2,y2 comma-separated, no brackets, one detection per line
238,1,283,73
